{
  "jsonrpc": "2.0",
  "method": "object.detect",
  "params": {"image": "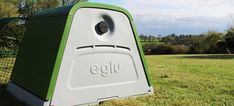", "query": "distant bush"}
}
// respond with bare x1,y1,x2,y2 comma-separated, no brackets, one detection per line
142,42,157,55
171,45,190,54
188,46,204,54
142,43,190,55
151,44,174,54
